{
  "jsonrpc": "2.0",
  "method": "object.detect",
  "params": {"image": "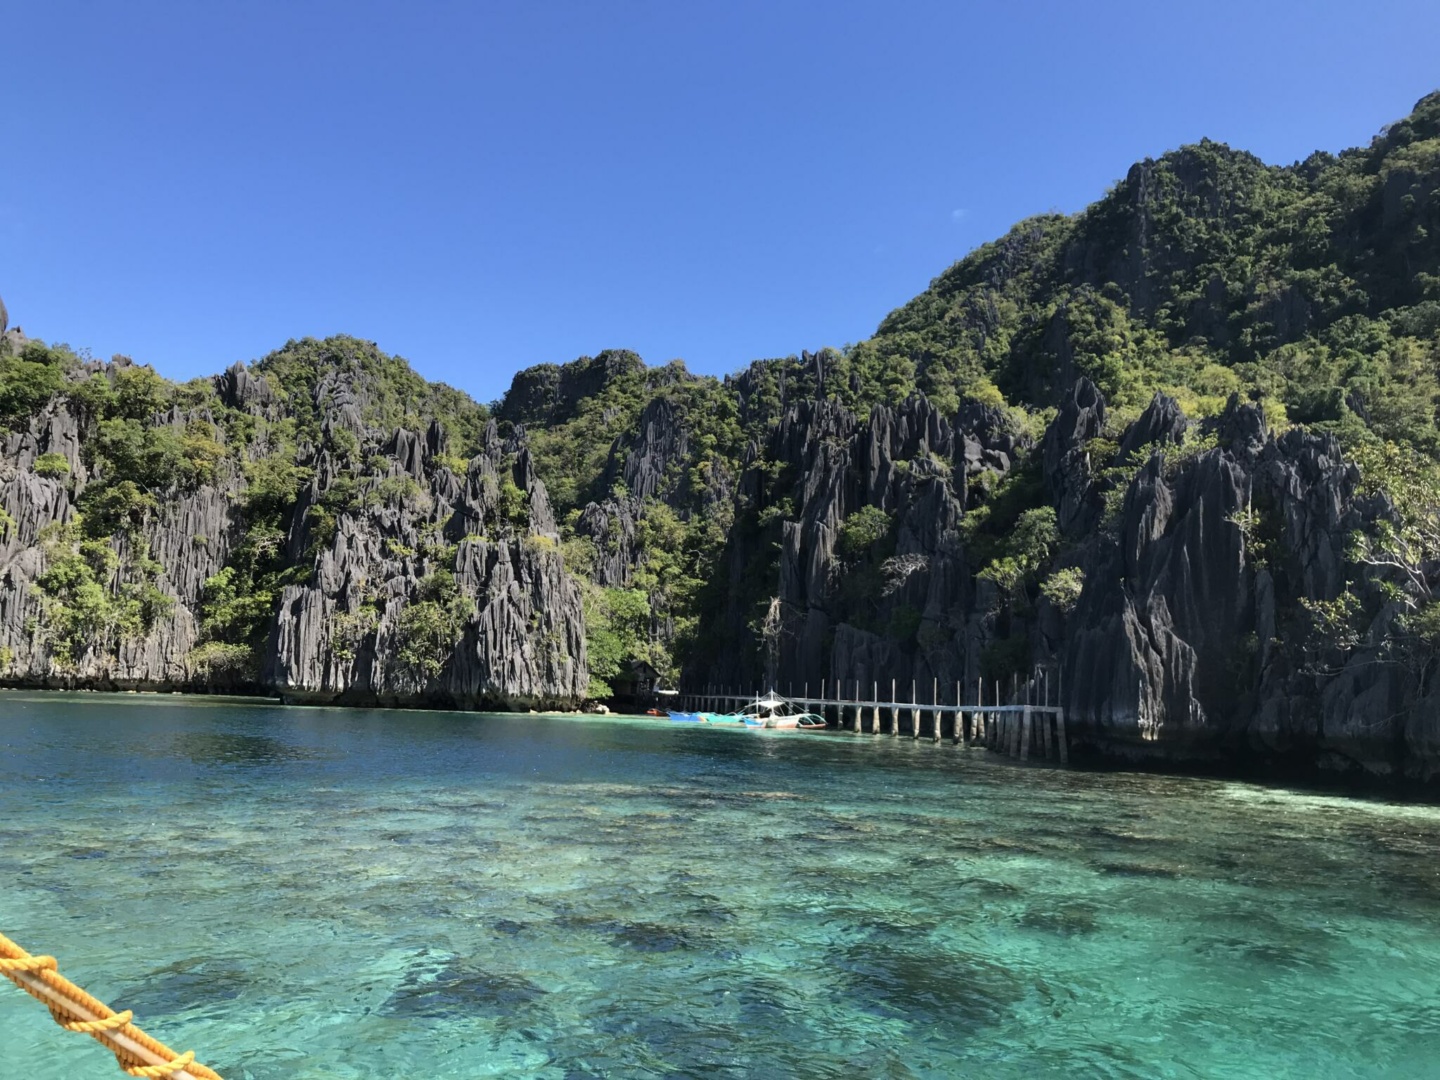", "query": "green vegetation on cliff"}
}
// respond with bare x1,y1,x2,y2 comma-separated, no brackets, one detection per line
2,92,1437,695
